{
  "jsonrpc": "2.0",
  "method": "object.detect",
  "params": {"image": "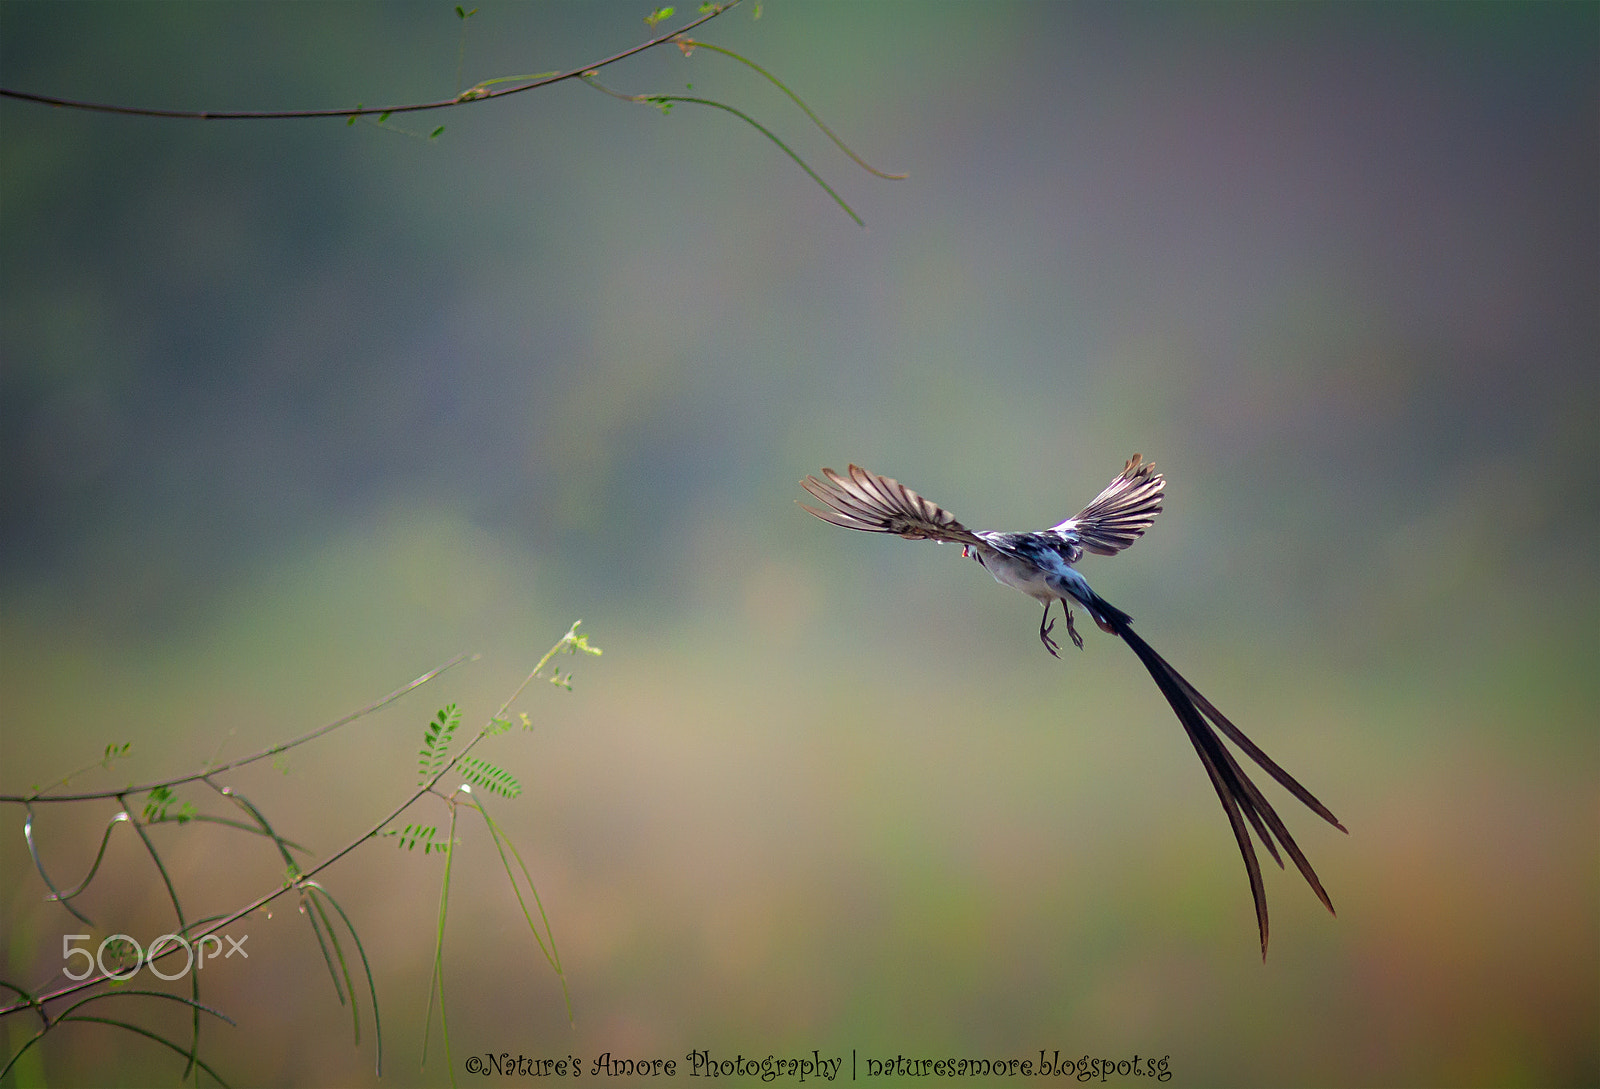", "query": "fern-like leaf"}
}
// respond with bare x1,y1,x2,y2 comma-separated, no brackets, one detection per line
141,785,173,823
417,705,461,785
386,823,454,854
457,758,521,799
